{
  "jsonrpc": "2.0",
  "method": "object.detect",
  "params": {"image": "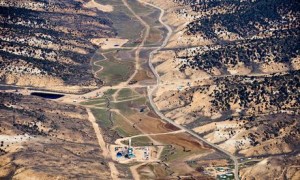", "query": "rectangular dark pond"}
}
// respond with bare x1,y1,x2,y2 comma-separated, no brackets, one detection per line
31,92,64,99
